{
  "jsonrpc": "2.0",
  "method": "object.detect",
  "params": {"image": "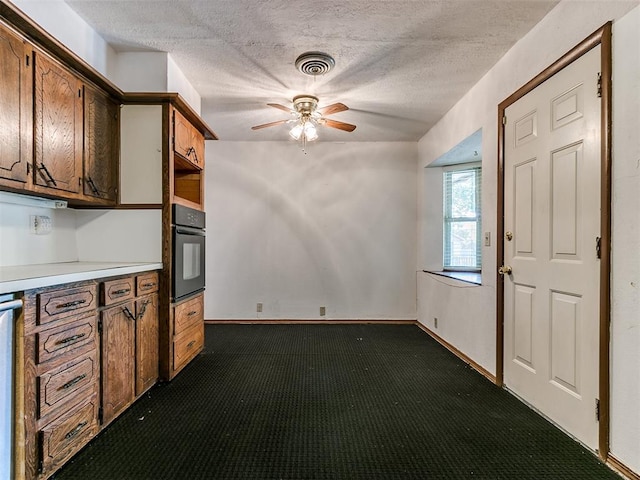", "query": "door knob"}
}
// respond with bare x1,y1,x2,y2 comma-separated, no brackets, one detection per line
505,231,513,241
498,265,513,275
